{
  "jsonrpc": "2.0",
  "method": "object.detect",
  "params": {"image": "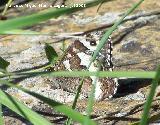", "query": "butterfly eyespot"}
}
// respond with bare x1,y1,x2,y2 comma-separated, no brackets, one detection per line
90,40,97,46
